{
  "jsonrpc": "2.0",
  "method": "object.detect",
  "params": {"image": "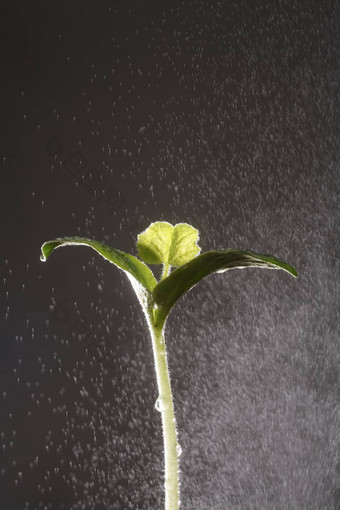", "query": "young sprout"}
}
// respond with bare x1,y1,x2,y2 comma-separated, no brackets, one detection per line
40,221,298,510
